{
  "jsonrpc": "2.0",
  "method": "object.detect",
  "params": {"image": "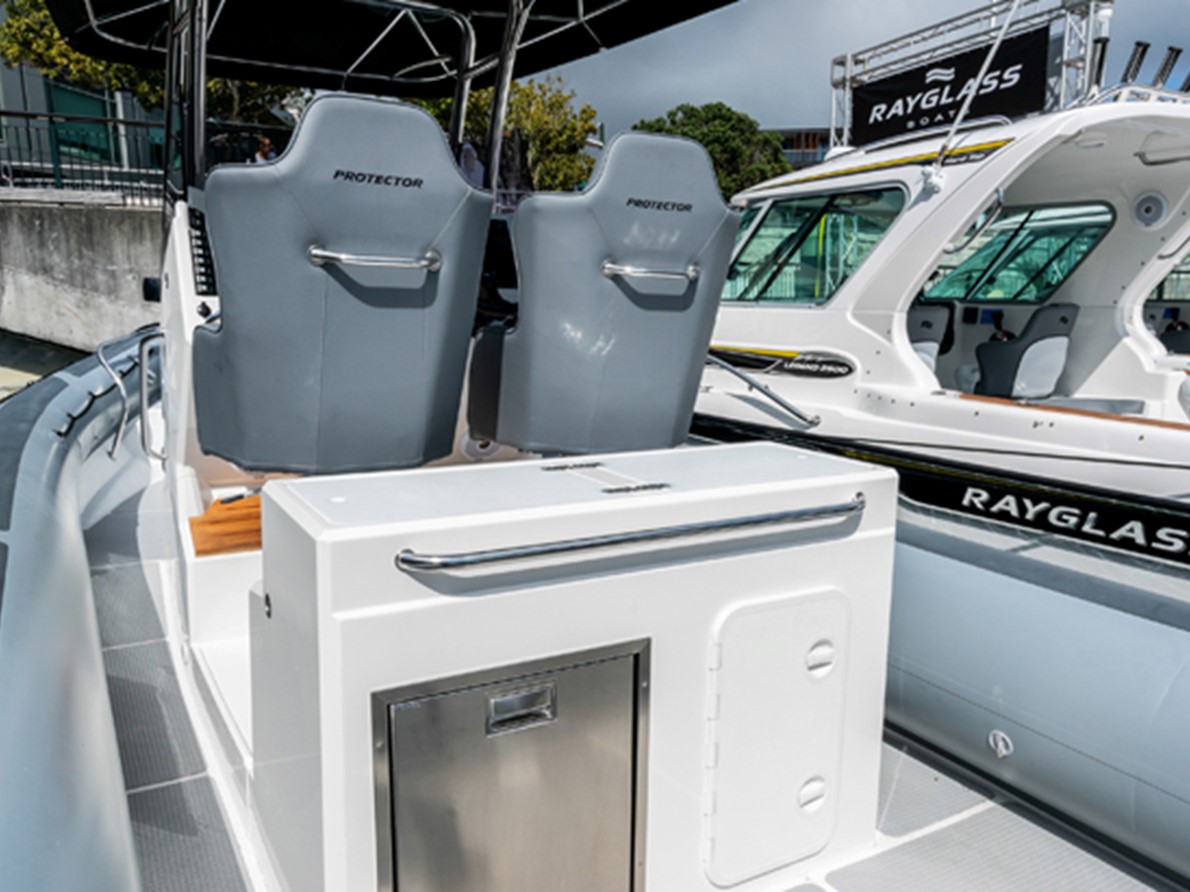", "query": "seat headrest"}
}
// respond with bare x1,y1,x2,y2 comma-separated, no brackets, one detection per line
582,130,726,217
